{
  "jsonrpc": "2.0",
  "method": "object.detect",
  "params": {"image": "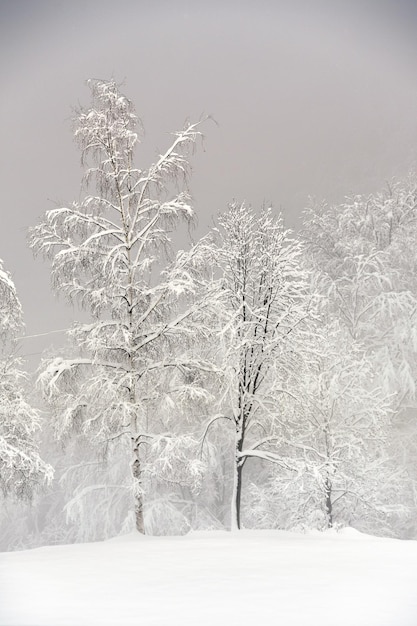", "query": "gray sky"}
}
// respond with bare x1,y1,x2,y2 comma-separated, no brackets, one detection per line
1,0,417,364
